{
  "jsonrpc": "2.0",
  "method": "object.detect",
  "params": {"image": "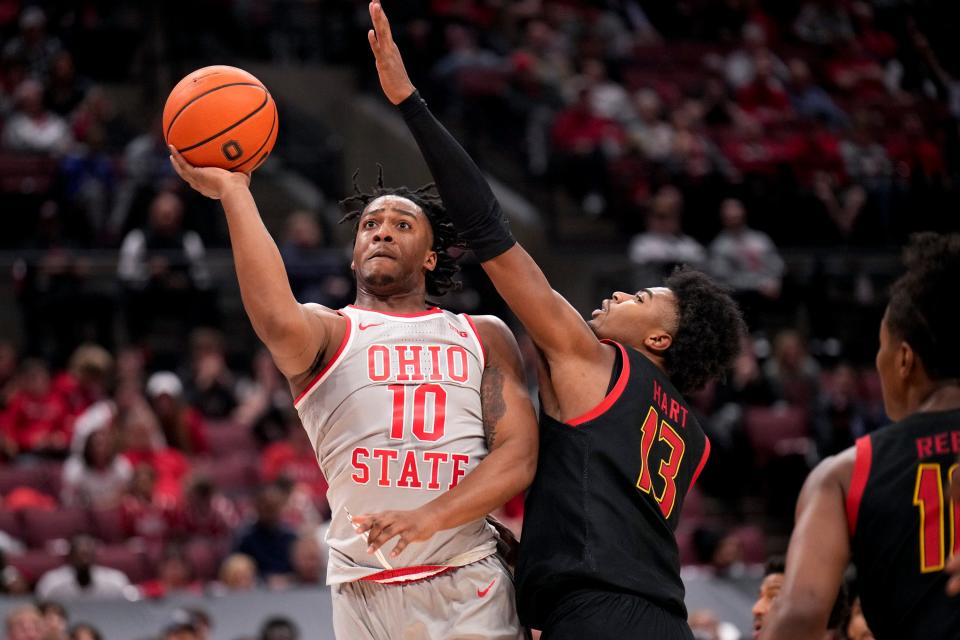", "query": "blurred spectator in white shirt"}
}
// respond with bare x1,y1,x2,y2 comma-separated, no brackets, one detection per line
35,535,132,599
2,79,72,154
709,198,784,302
629,186,706,282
